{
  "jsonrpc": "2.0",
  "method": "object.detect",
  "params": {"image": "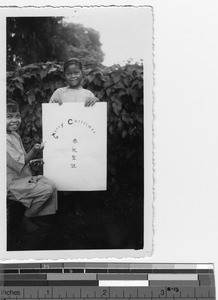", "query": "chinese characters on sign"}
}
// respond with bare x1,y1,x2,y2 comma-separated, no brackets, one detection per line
42,103,107,191
71,138,78,168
